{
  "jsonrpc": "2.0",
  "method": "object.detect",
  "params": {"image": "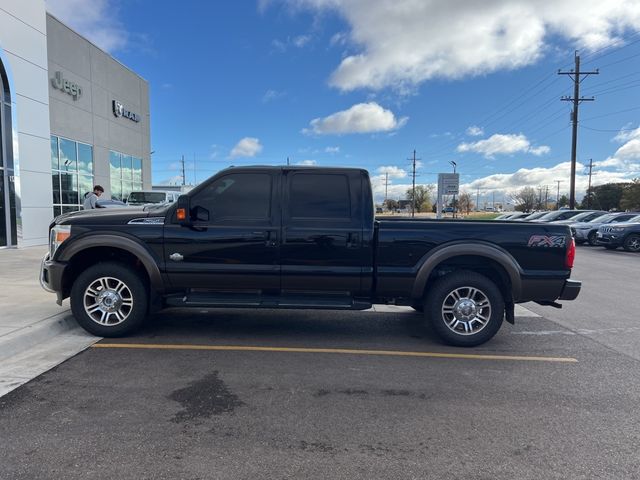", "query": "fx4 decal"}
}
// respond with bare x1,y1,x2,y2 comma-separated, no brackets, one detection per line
527,235,567,248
